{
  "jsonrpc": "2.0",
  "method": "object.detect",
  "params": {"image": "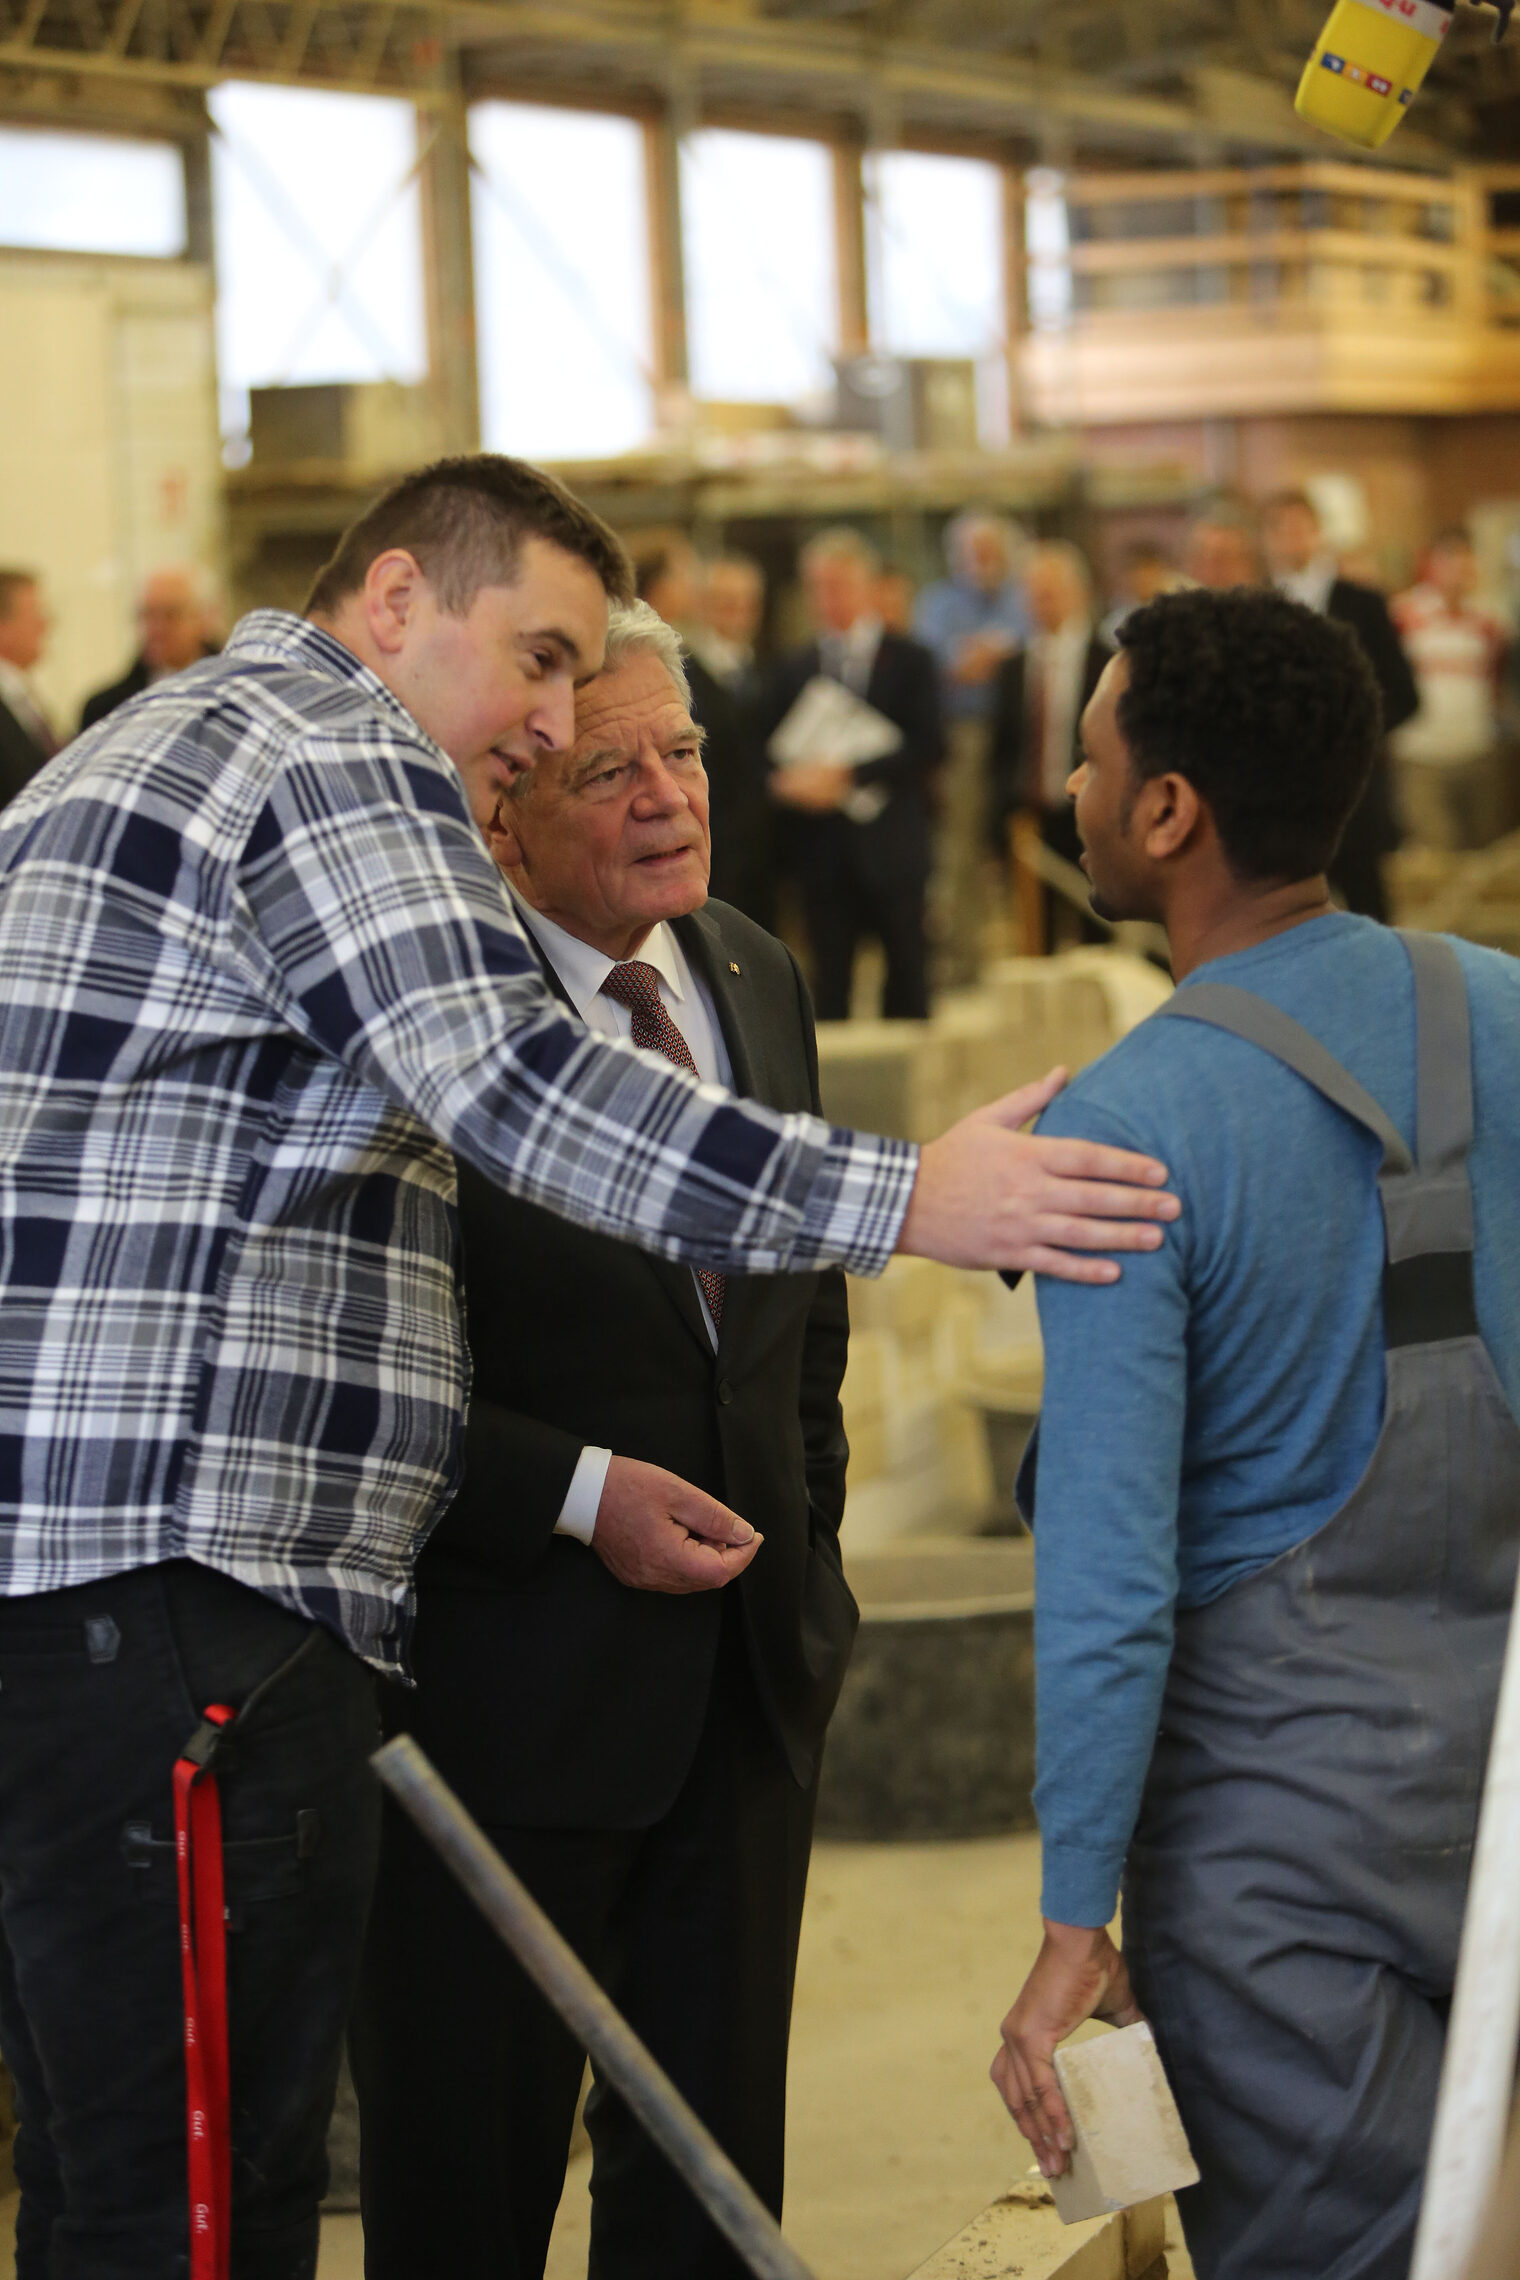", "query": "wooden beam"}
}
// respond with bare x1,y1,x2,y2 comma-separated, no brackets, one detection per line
643,108,689,401
1002,156,1026,435
832,135,869,359
417,53,480,454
